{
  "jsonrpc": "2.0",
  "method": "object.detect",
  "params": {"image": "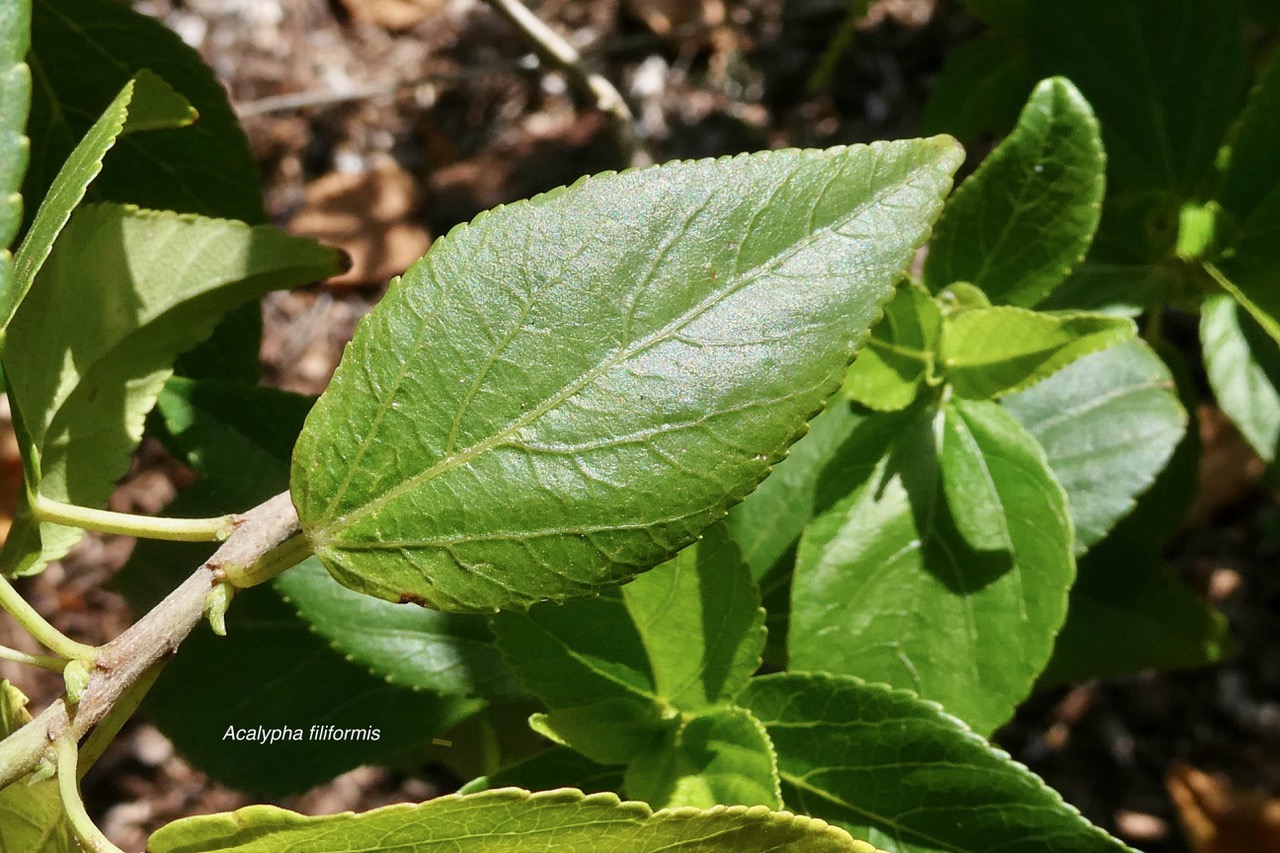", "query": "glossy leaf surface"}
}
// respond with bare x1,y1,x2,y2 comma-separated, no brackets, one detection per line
292,141,963,611
1002,340,1186,551
743,673,1131,853
940,307,1134,400
0,204,340,576
924,77,1105,307
148,789,872,853
789,400,1073,734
